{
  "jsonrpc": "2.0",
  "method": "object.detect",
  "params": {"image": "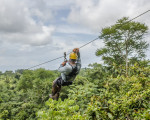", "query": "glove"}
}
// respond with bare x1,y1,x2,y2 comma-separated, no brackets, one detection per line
73,48,79,53
61,61,67,66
